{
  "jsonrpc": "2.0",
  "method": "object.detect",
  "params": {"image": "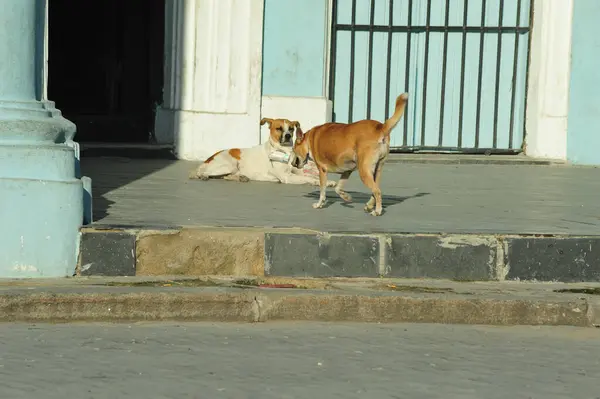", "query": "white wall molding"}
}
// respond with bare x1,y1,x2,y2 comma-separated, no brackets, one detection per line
524,0,573,160
156,0,264,160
